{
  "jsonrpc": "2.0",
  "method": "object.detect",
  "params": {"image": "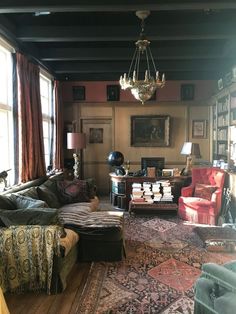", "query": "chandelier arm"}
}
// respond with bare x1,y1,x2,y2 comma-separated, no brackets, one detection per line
136,49,141,81
128,47,138,78
148,46,158,74
145,48,151,79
